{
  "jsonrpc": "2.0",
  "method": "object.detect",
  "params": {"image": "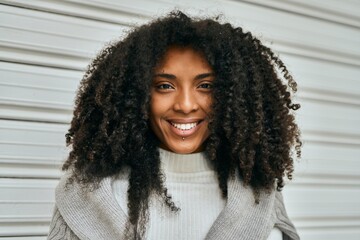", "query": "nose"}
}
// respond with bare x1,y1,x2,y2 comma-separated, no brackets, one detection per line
173,88,199,114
